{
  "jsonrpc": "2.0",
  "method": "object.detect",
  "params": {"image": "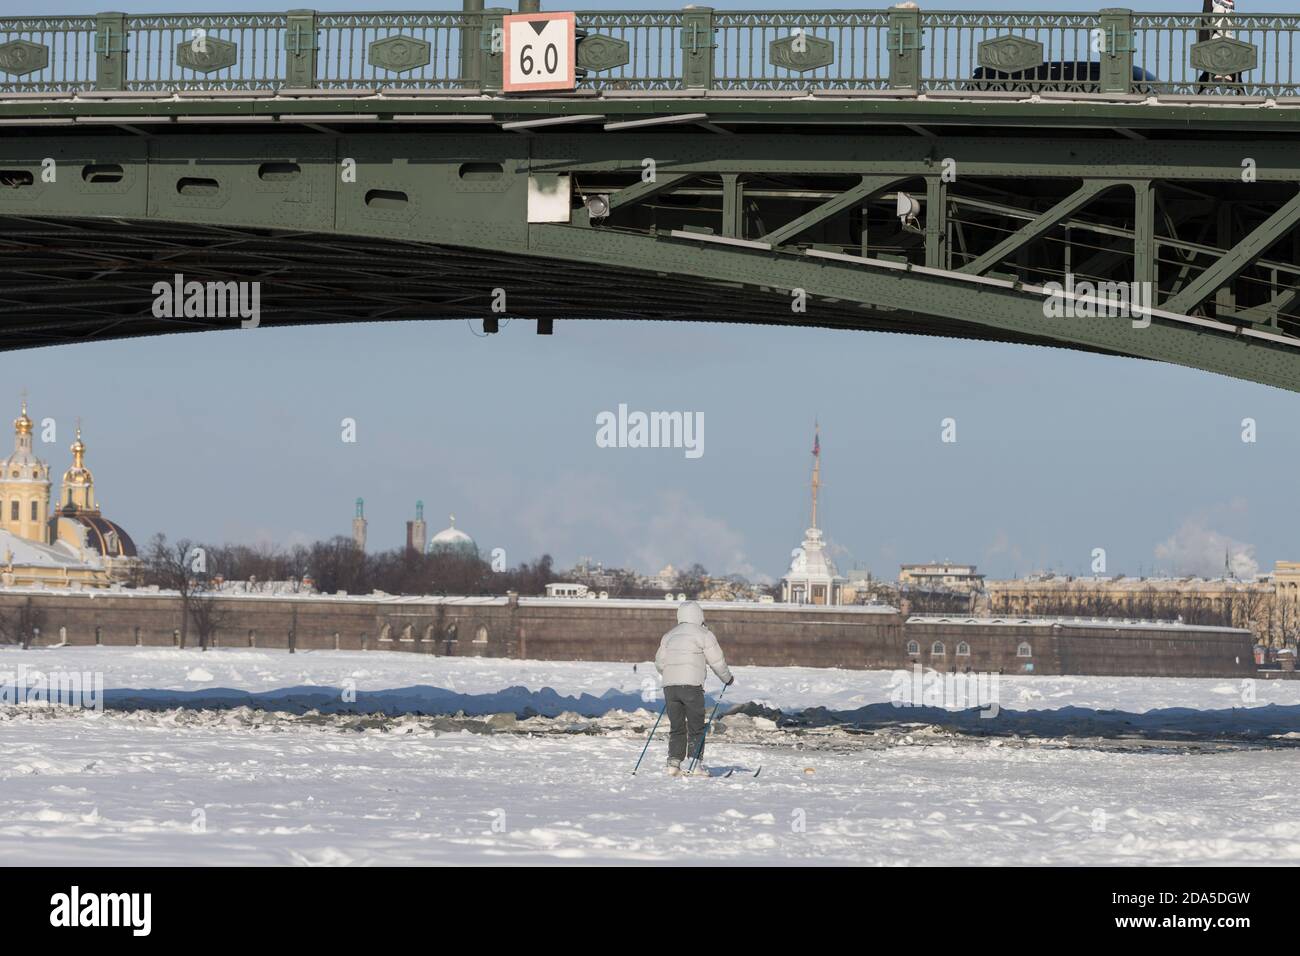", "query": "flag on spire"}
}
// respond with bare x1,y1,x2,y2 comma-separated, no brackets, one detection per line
812,424,820,458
